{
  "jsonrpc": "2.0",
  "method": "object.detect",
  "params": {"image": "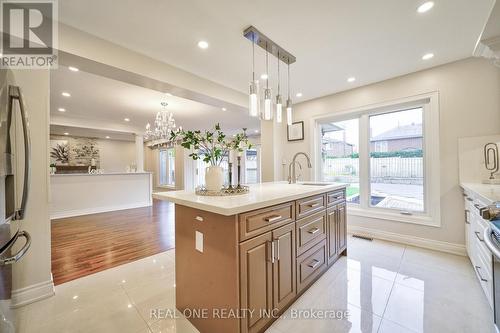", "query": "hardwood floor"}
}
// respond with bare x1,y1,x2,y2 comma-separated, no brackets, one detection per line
51,199,174,285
